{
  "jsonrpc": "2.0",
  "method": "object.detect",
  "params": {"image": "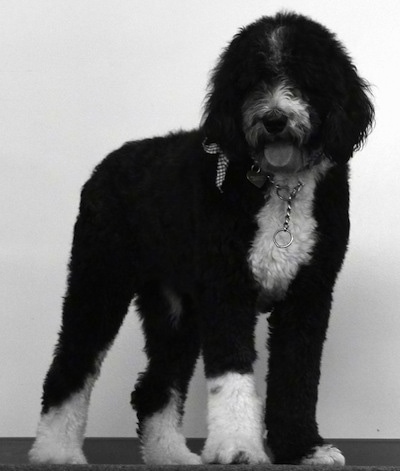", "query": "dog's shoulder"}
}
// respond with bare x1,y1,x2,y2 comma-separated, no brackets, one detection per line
78,129,223,222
